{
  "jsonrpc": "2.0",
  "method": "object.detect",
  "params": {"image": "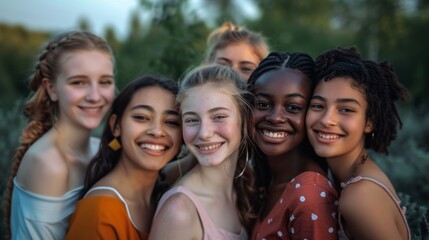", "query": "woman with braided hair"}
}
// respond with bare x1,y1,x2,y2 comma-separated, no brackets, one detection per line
248,52,338,239
205,22,269,81
306,47,411,239
4,30,115,239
